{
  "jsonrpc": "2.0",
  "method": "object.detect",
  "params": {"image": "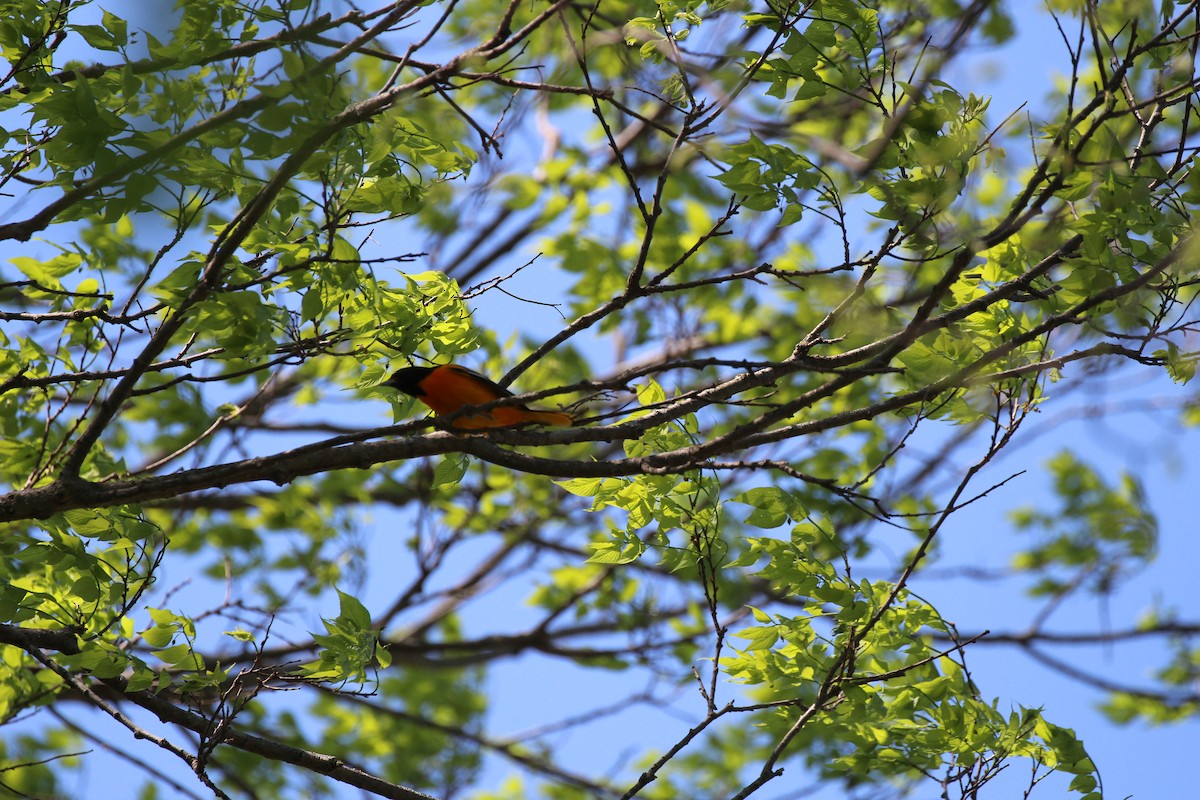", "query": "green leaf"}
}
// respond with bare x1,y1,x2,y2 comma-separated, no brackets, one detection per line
336,589,372,630
431,454,469,489
586,530,647,564
155,643,194,665
141,625,175,648
556,477,613,497
72,24,117,51
101,10,128,46
733,624,779,650
732,487,803,528
1154,341,1195,384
